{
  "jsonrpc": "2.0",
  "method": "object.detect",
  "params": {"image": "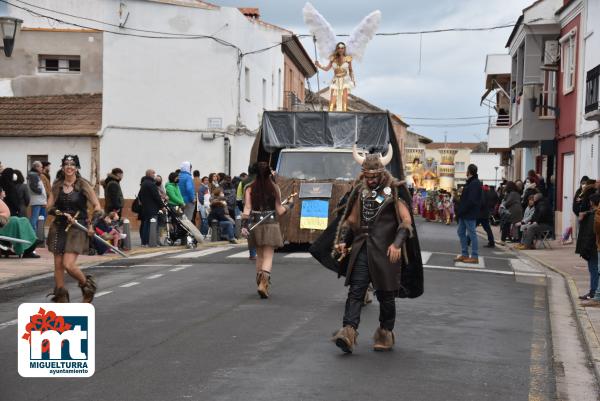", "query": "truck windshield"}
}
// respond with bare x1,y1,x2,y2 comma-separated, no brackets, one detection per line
277,152,362,181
